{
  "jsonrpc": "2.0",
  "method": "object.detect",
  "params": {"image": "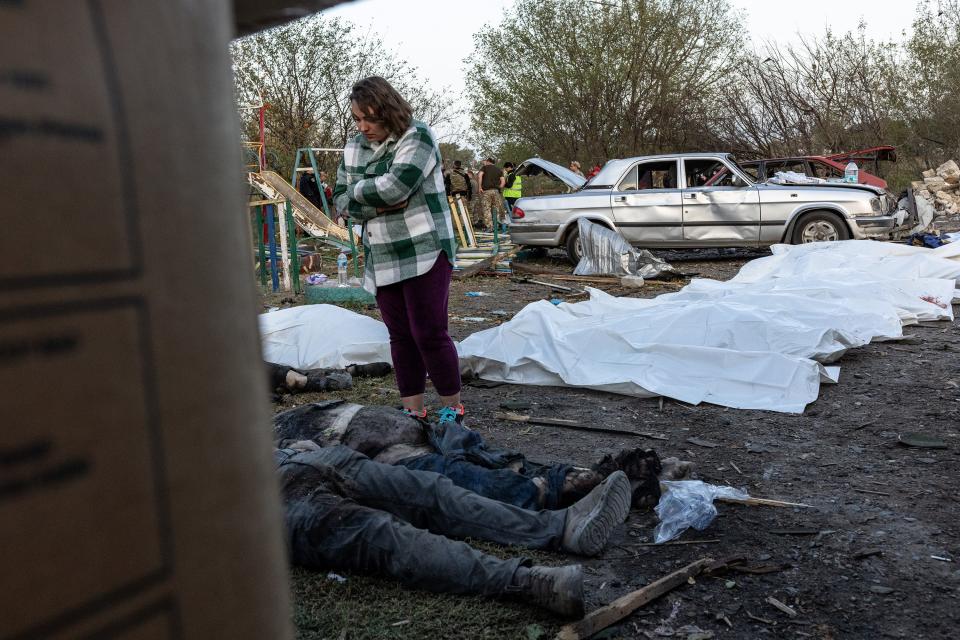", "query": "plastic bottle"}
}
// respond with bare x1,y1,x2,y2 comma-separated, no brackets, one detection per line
844,161,859,184
337,251,348,287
